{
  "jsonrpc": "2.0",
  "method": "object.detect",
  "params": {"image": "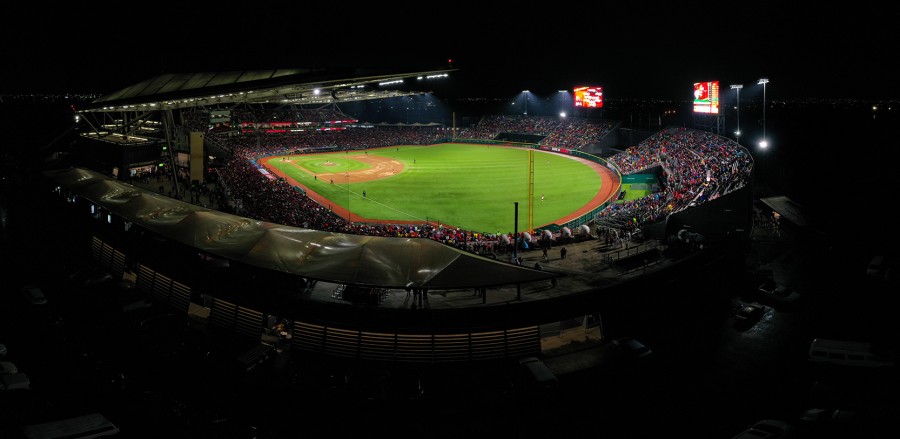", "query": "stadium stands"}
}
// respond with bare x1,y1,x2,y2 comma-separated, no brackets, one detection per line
201,116,749,255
